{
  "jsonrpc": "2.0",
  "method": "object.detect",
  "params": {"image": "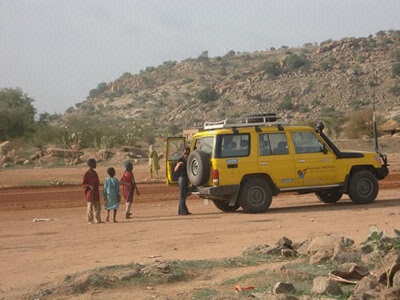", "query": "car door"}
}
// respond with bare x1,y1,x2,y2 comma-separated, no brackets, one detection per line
291,131,337,186
258,132,297,189
166,137,186,185
214,133,251,185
